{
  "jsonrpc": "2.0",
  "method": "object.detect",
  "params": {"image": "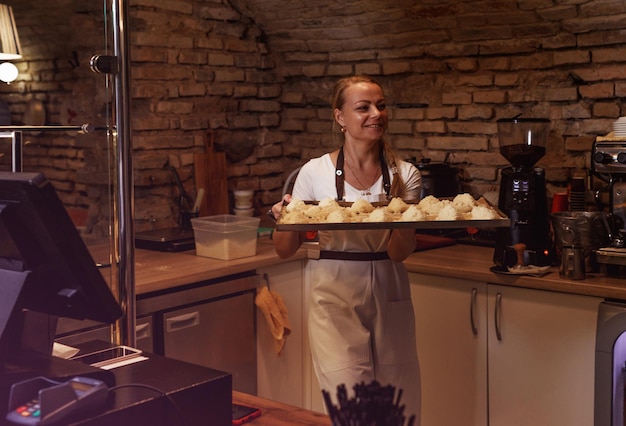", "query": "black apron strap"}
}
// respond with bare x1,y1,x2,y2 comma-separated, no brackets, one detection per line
335,143,391,201
380,143,391,199
335,146,345,201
